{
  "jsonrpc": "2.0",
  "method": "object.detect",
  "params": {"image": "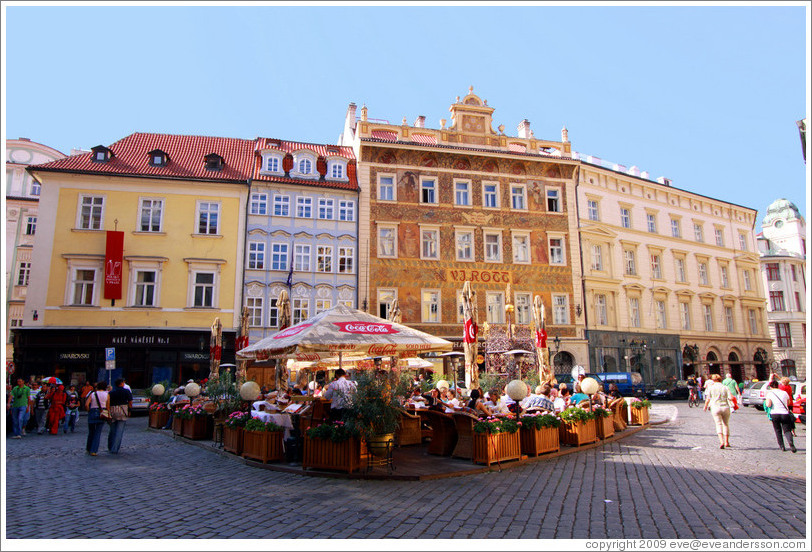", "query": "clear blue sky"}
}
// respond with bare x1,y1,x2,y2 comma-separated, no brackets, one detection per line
4,3,808,223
